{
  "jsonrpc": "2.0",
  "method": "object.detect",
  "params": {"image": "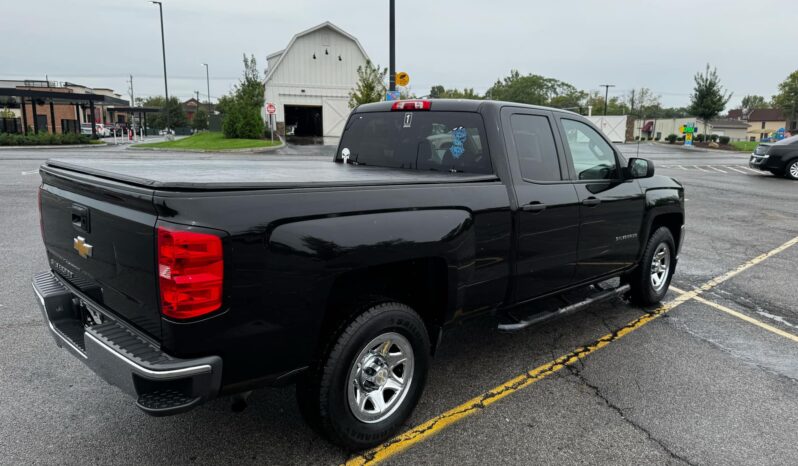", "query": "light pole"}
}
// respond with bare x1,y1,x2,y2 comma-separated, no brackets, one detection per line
151,1,170,132
202,63,211,117
599,84,615,116
388,0,395,92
